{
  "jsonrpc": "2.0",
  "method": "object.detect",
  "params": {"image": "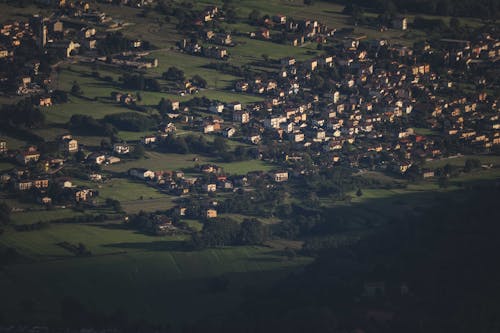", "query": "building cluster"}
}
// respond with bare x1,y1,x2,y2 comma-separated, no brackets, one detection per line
186,31,499,175
250,14,337,46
